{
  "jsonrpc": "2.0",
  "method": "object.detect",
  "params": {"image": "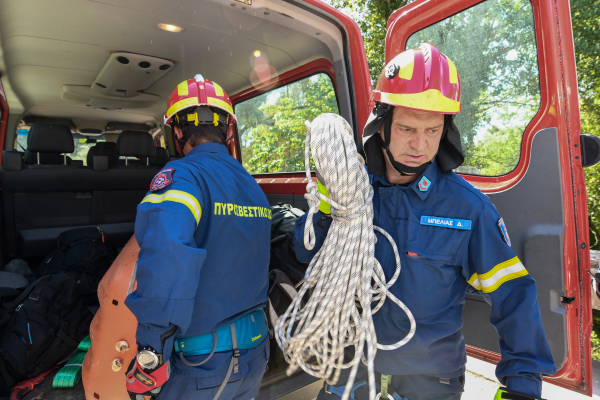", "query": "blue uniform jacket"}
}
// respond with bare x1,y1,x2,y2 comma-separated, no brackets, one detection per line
294,161,556,397
125,142,271,380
